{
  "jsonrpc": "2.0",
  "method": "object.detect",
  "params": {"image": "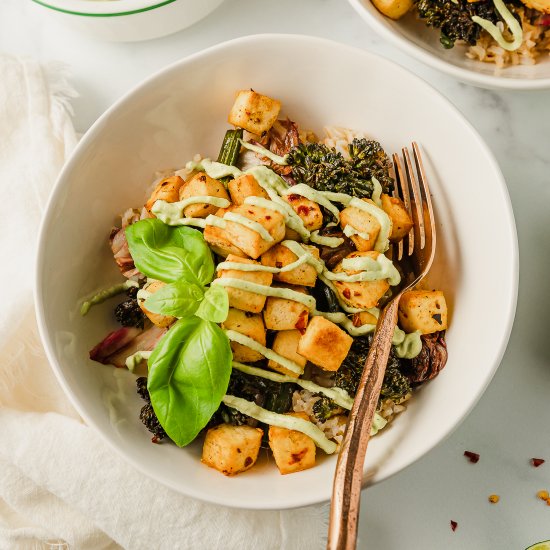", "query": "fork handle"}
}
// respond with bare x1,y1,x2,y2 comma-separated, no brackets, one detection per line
327,299,400,550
